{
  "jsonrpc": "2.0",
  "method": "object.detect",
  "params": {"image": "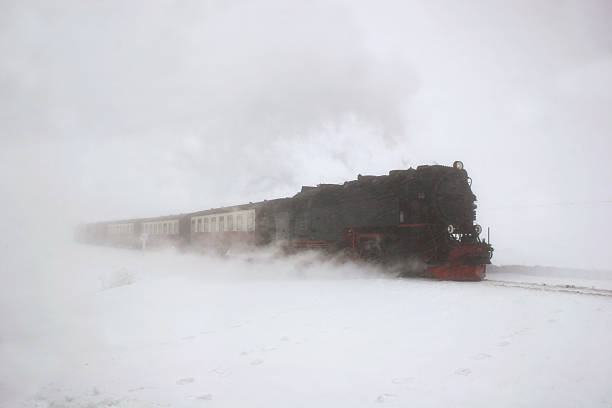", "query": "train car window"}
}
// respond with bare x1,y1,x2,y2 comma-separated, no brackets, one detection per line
227,215,233,231
237,215,243,231
204,218,209,232
219,217,225,232
247,212,255,231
